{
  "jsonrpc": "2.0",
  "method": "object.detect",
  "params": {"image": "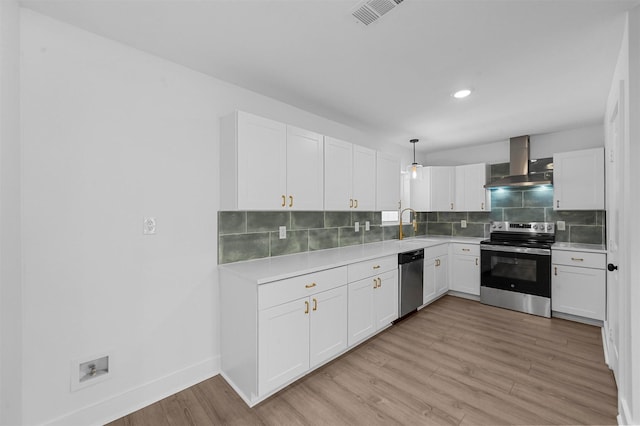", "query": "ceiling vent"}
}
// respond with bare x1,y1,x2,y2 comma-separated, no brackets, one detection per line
351,0,404,26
